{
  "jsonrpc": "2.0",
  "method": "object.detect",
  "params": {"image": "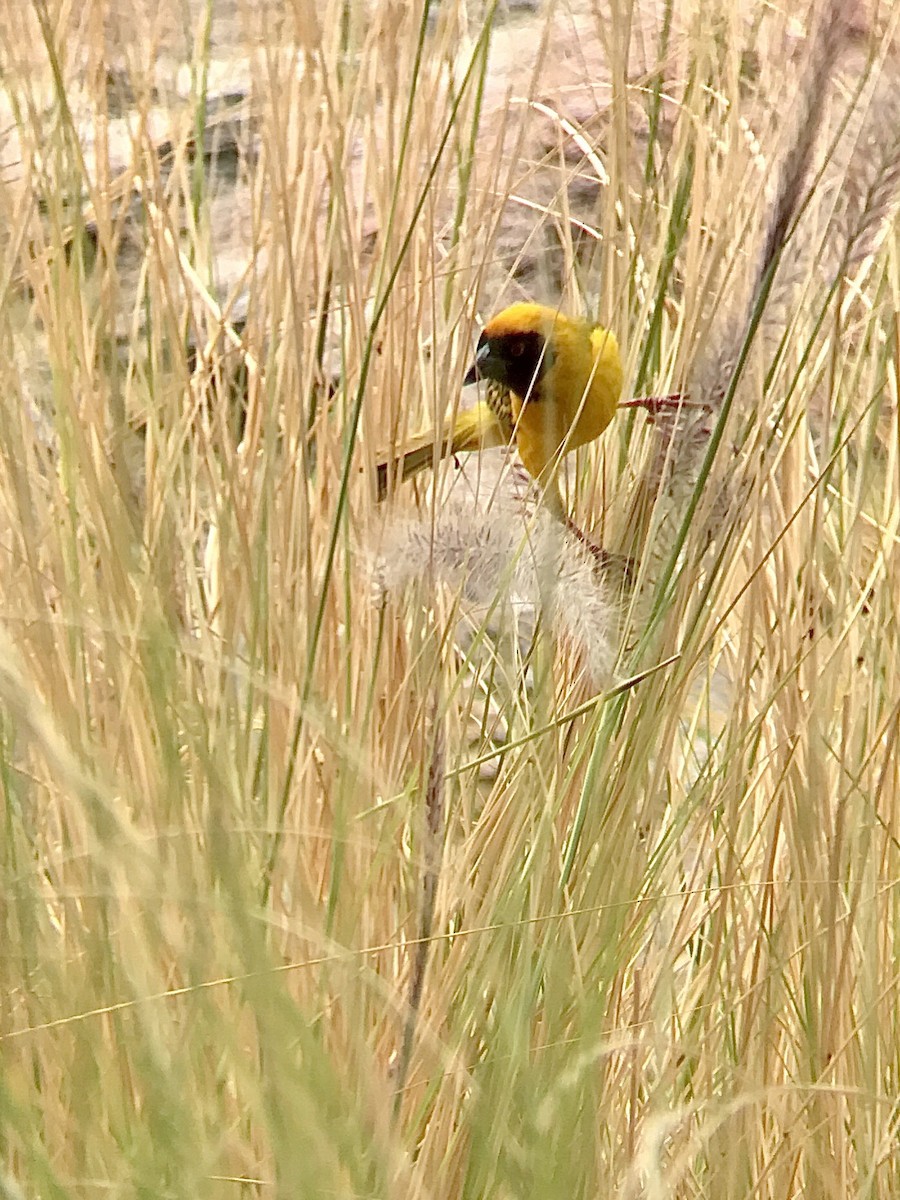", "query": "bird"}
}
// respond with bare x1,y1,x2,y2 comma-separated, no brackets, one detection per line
374,302,623,510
